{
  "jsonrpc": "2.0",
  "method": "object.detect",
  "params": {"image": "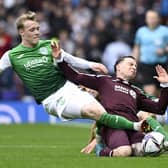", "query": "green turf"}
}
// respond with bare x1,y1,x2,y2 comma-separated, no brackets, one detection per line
0,123,168,168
